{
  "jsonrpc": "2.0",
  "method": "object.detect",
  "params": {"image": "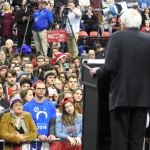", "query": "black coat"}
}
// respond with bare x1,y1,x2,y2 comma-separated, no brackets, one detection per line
96,29,150,110
14,7,32,36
